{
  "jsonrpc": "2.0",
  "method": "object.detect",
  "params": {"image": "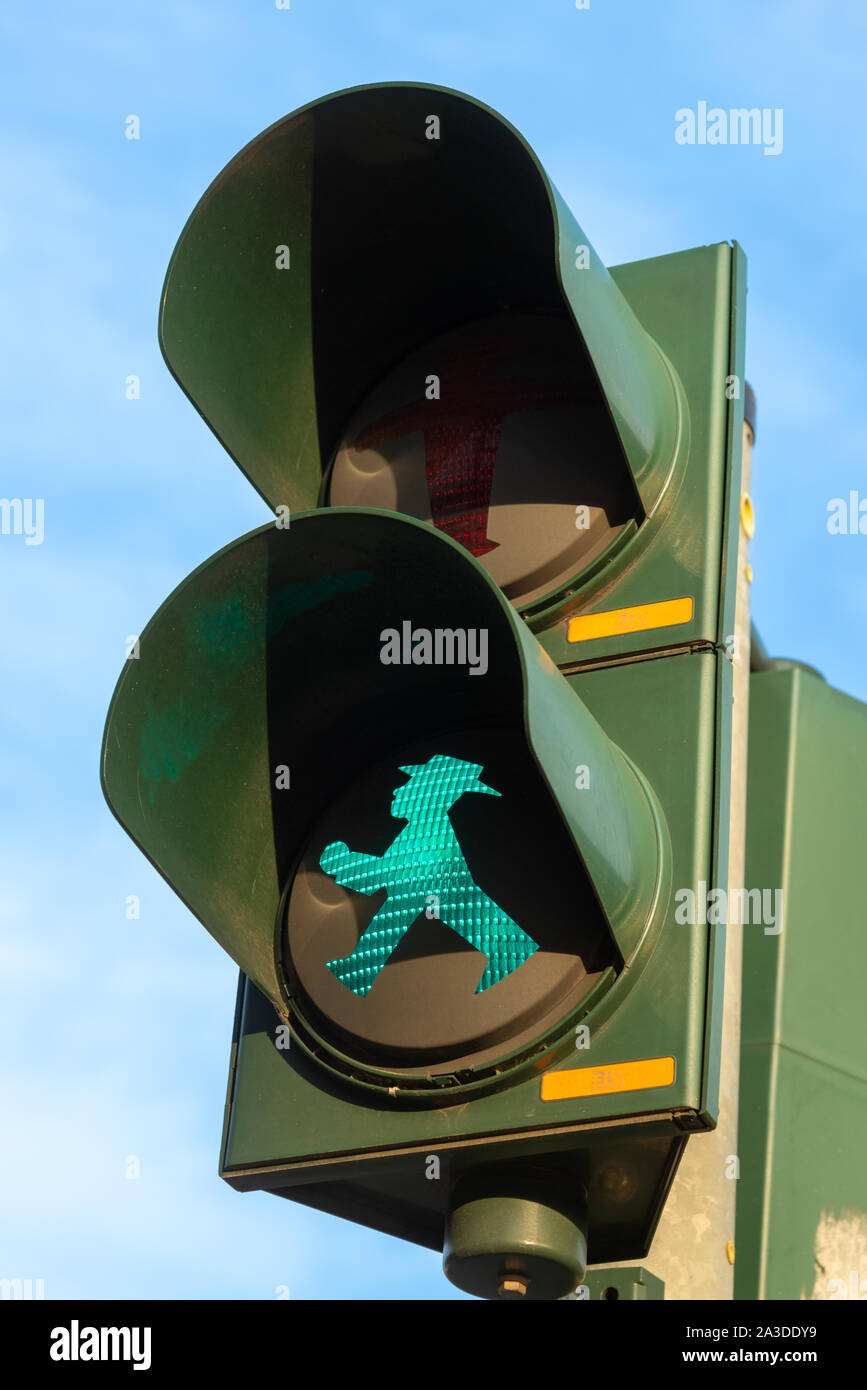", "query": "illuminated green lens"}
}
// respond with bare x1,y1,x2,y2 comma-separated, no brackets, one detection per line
320,754,539,997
